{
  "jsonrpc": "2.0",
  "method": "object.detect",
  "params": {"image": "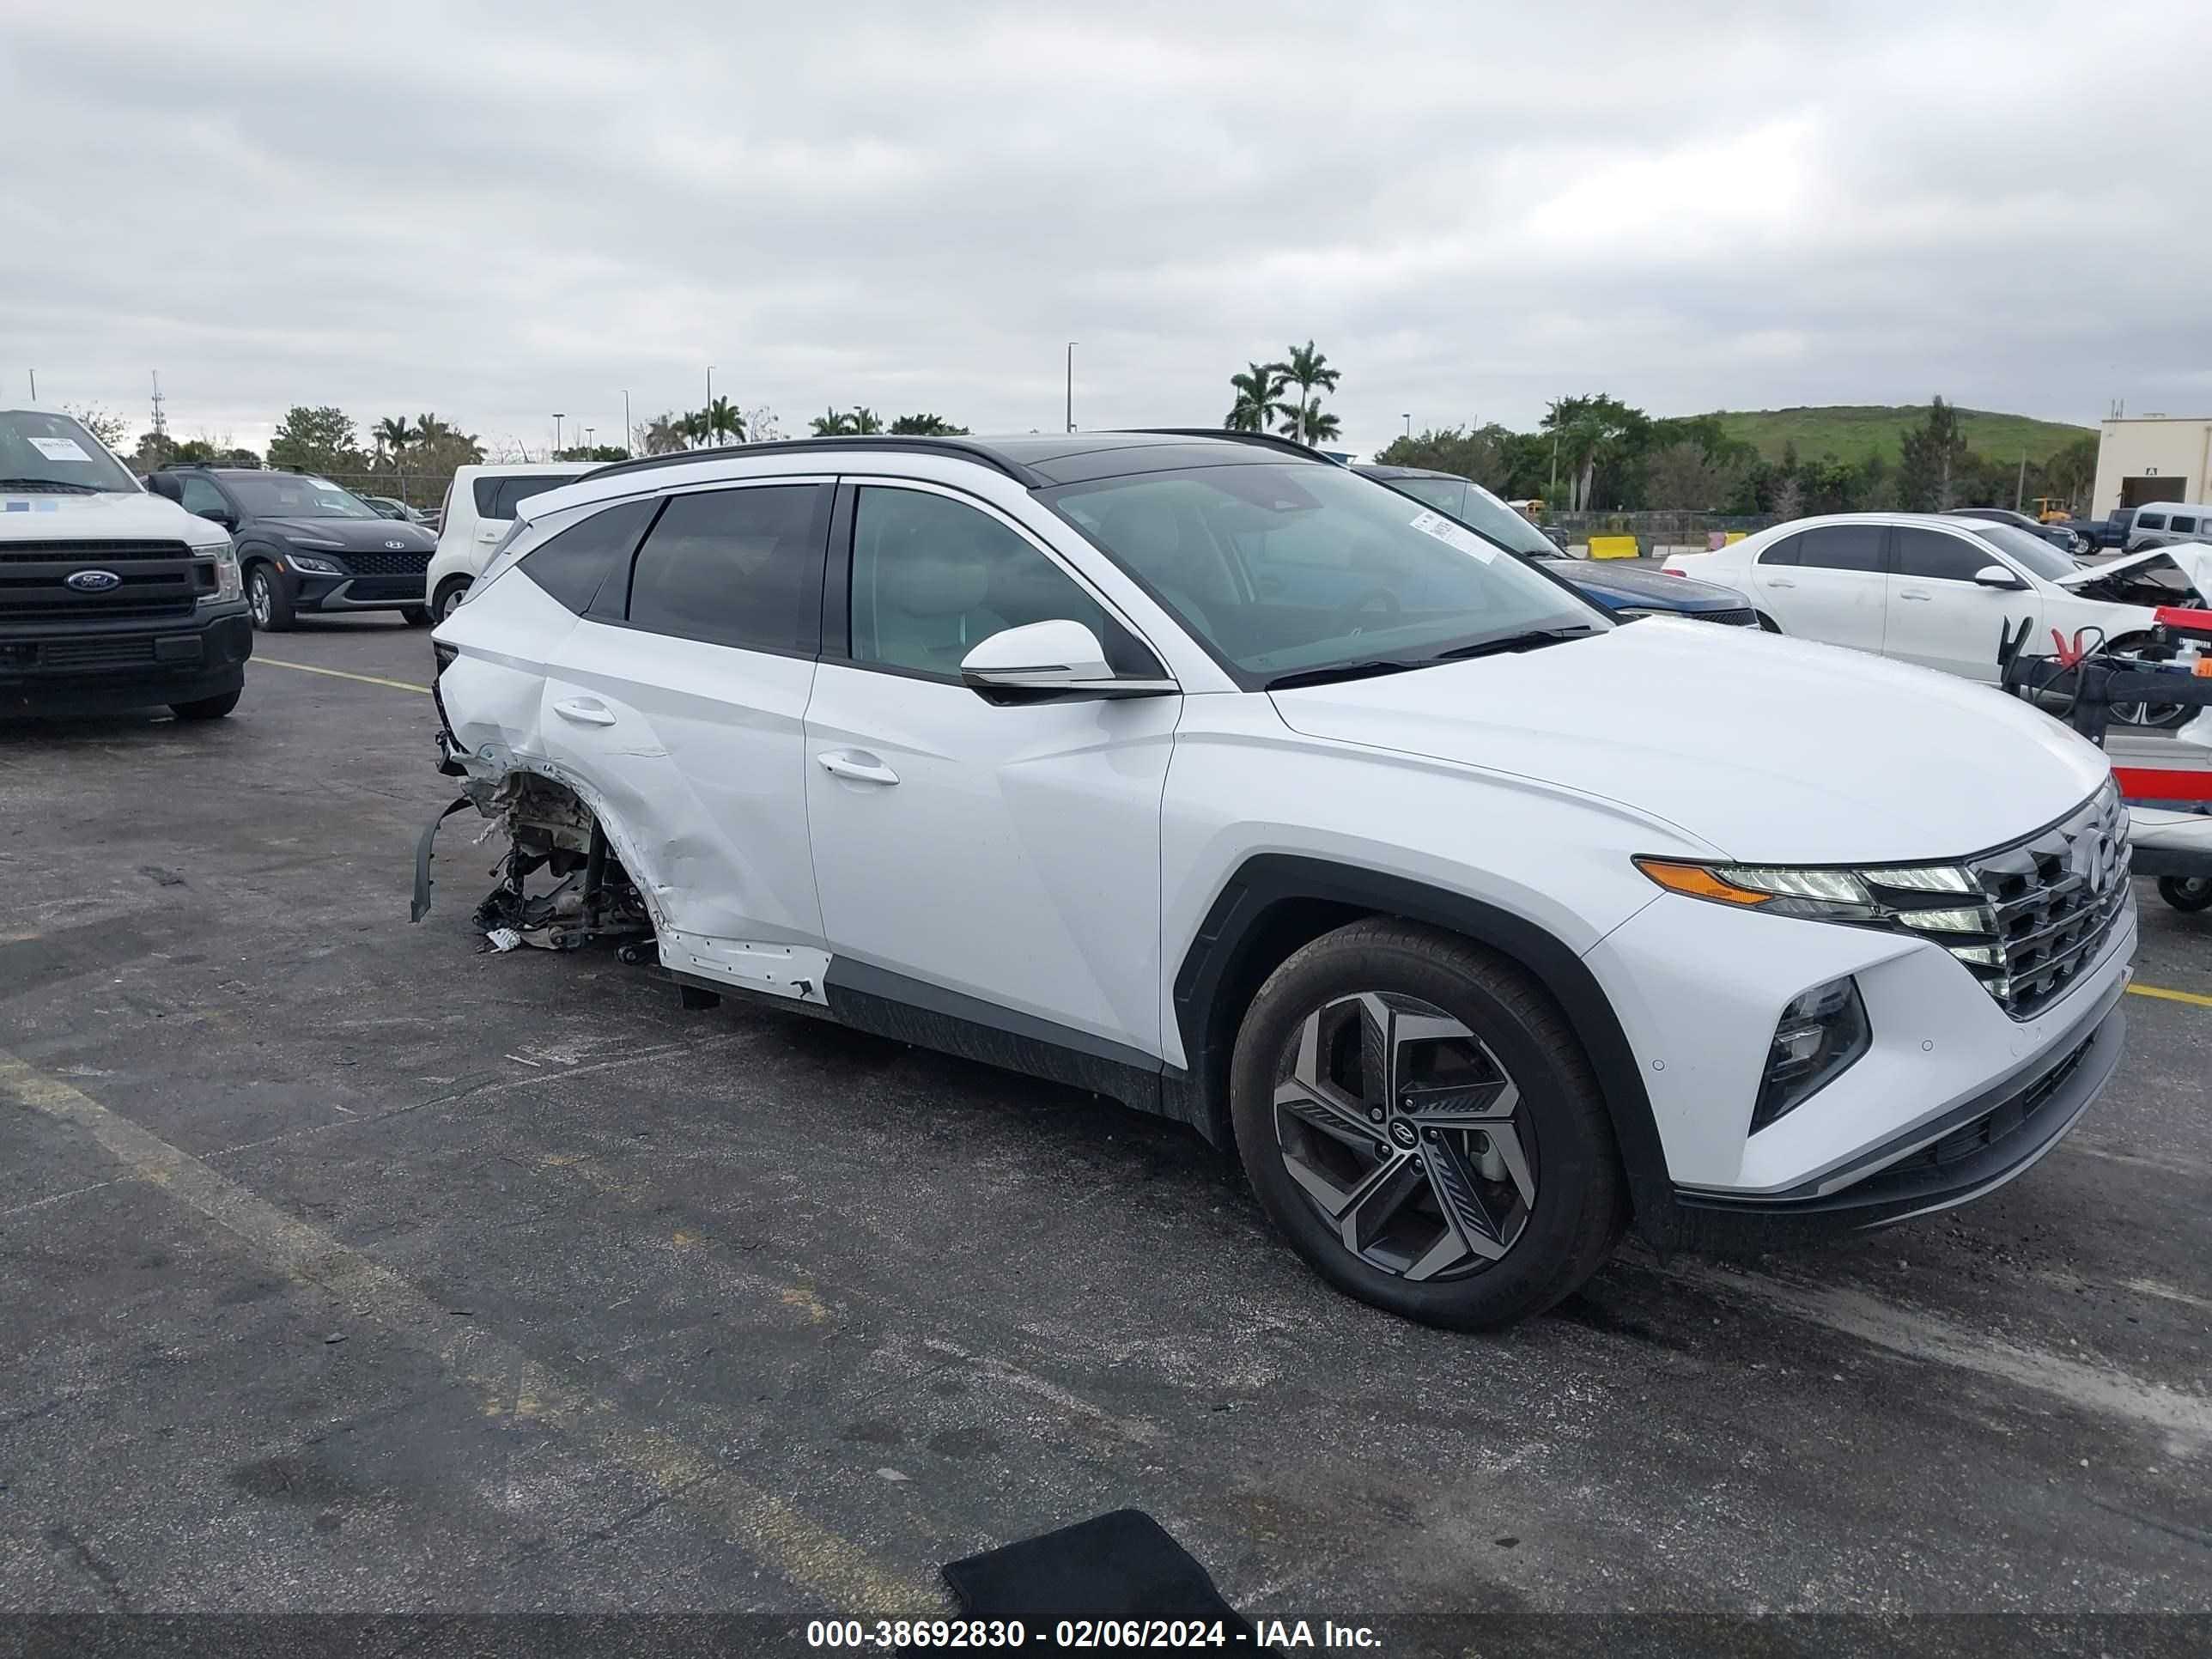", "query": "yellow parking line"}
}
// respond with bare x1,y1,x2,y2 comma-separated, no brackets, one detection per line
254,658,430,695
2129,982,2212,1010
